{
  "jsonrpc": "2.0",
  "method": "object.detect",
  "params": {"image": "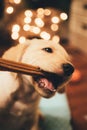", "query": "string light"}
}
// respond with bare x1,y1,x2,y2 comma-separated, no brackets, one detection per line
44,9,51,16
37,8,44,15
13,0,21,4
52,35,60,43
23,24,30,31
51,16,60,24
60,13,68,20
51,24,59,31
11,32,19,40
35,18,44,27
37,8,44,18
40,31,51,40
24,17,32,24
24,10,33,17
19,36,26,44
12,24,20,32
31,26,41,34
6,6,14,14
